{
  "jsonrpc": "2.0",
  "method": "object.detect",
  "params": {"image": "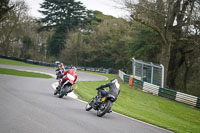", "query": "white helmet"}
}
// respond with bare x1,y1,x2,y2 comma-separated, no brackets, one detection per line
111,78,120,89
71,66,77,70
